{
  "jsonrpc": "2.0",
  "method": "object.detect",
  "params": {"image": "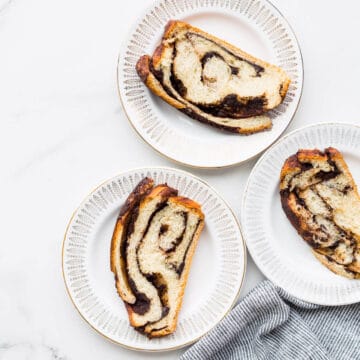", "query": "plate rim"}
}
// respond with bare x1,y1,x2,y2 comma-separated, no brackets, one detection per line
241,121,360,306
62,166,247,351
116,0,304,169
